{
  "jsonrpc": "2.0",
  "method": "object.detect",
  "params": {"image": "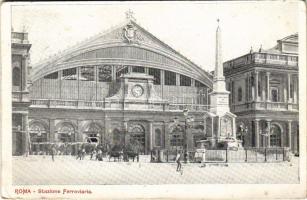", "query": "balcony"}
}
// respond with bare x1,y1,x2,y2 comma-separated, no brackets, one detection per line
231,101,298,113
12,32,29,44
224,52,298,73
30,99,209,112
12,91,30,102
